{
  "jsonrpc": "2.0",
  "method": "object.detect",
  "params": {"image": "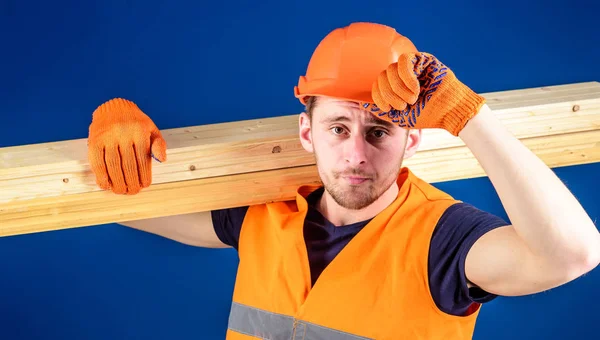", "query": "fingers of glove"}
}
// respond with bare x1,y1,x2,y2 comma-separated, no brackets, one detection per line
370,80,392,112
119,144,142,195
376,70,407,111
88,145,111,190
104,145,128,195
150,129,167,163
386,63,418,105
135,137,153,189
397,53,421,97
